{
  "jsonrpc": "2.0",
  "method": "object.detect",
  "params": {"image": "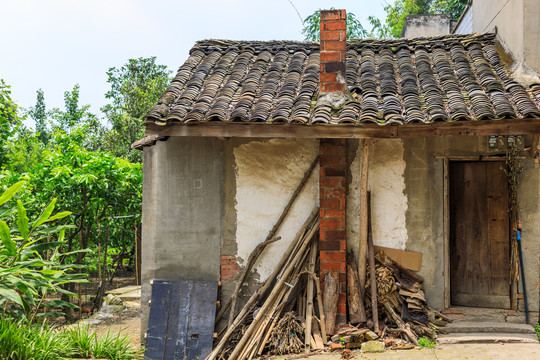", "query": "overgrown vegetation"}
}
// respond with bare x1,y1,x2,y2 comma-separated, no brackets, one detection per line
302,0,469,40
417,336,437,348
0,317,141,360
535,323,540,342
